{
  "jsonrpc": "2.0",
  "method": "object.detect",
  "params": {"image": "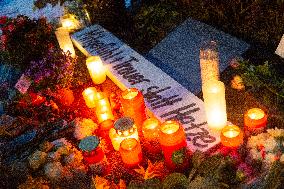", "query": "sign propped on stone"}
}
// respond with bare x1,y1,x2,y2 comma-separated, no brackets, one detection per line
275,34,284,58
72,25,220,152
